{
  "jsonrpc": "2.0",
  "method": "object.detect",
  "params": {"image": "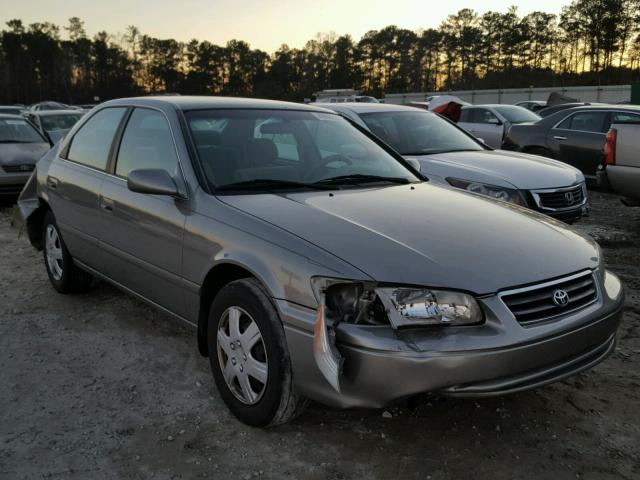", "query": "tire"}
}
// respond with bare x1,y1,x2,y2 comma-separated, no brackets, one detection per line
42,211,93,294
527,147,554,159
207,278,306,427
